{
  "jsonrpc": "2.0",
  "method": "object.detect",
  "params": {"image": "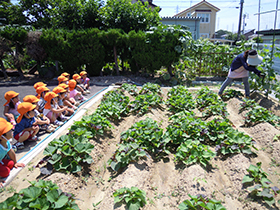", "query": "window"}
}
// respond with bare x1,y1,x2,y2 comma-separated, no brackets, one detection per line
197,13,210,23
187,13,191,17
